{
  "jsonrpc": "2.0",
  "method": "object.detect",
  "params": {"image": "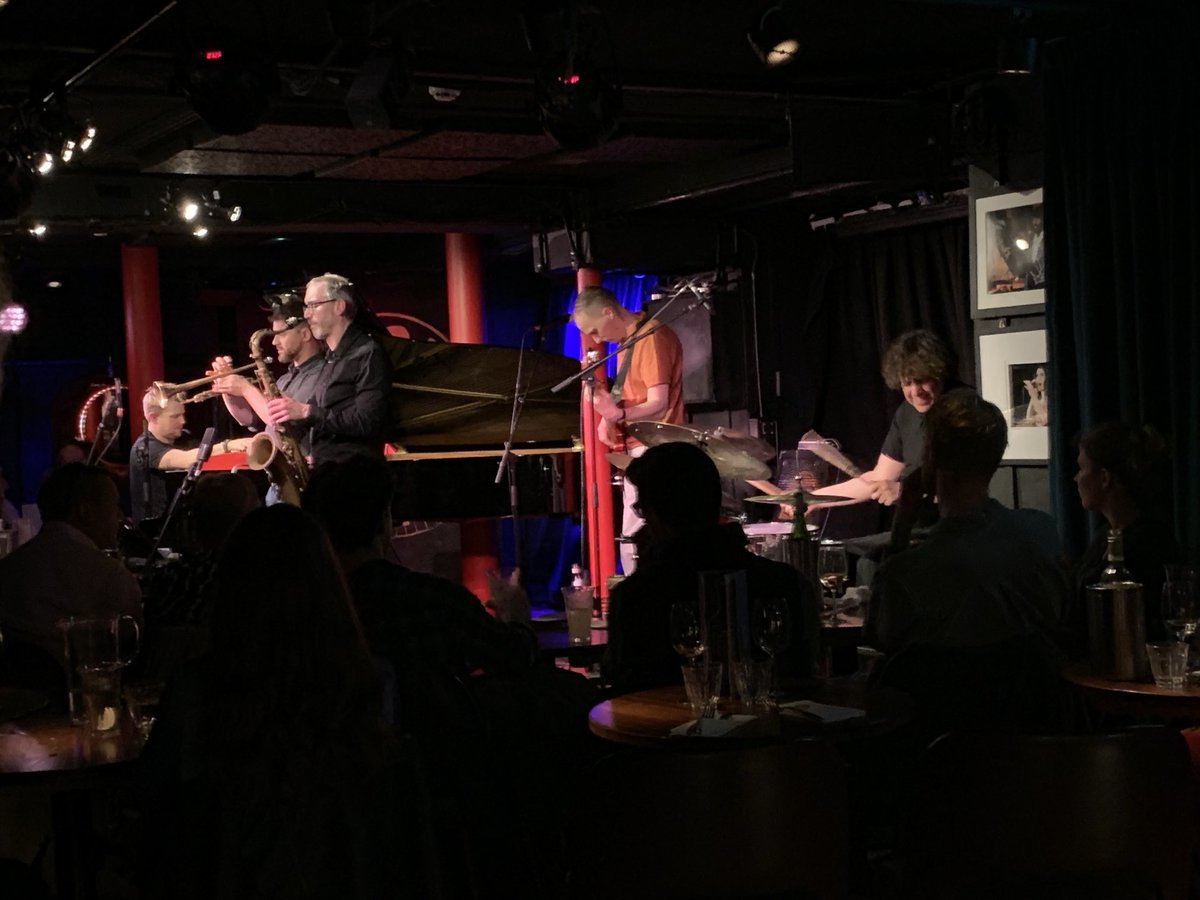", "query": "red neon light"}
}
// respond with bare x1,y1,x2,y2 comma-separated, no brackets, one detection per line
204,49,223,61
559,73,581,85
